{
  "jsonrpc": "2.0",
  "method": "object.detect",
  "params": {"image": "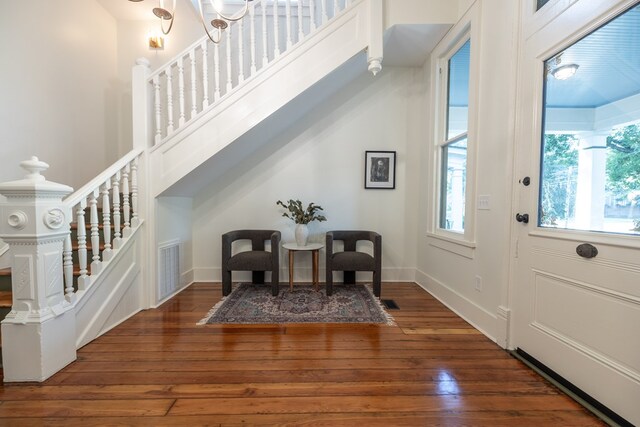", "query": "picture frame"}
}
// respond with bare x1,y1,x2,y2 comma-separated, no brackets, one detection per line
364,151,396,189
